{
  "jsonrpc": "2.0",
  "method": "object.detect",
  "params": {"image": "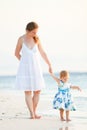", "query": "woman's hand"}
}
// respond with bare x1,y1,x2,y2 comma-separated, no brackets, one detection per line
49,65,53,73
